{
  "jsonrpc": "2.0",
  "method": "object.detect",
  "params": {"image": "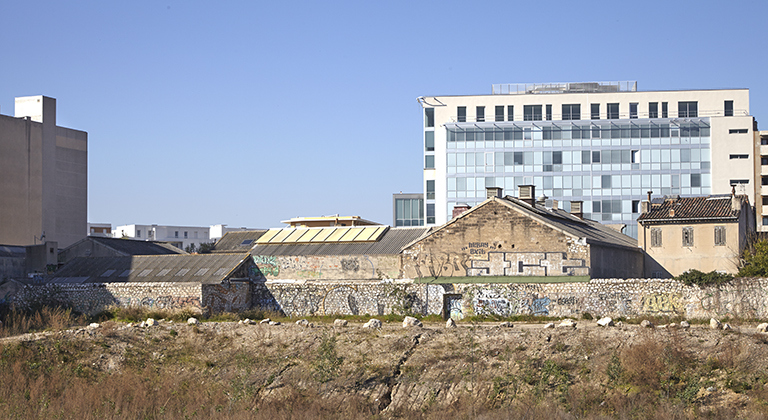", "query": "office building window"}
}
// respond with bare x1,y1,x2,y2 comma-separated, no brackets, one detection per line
729,154,748,159
546,104,552,120
425,155,435,169
629,103,638,119
592,150,601,163
682,227,694,247
425,108,434,127
762,156,768,165
184,231,188,239
651,228,662,247
662,102,668,118
725,100,734,117
507,105,514,121
562,104,580,120
607,103,619,119
457,106,466,122
476,106,485,122
425,131,434,151
632,200,640,213
175,231,179,238
730,179,749,185
678,101,698,118
495,106,504,122
591,104,600,119
524,105,542,121
426,180,435,199
714,226,726,246
691,174,701,188
136,229,141,238
395,198,424,226
649,102,658,118
729,128,748,134
426,203,435,224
